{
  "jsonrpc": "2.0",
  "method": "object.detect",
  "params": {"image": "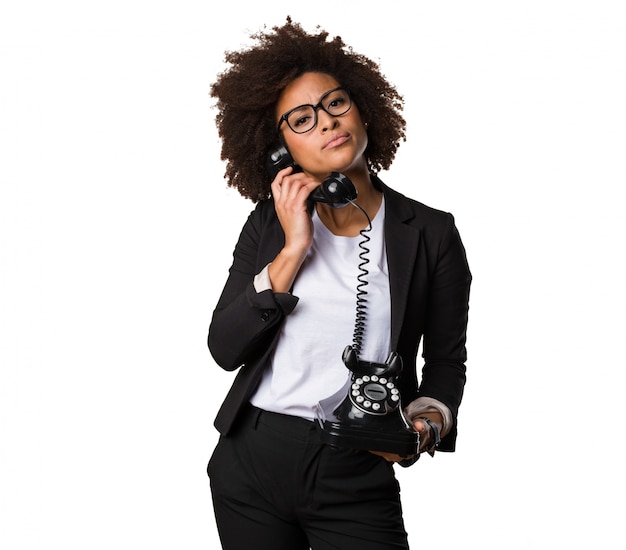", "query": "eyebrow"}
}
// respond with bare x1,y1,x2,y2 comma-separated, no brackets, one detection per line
285,87,341,110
